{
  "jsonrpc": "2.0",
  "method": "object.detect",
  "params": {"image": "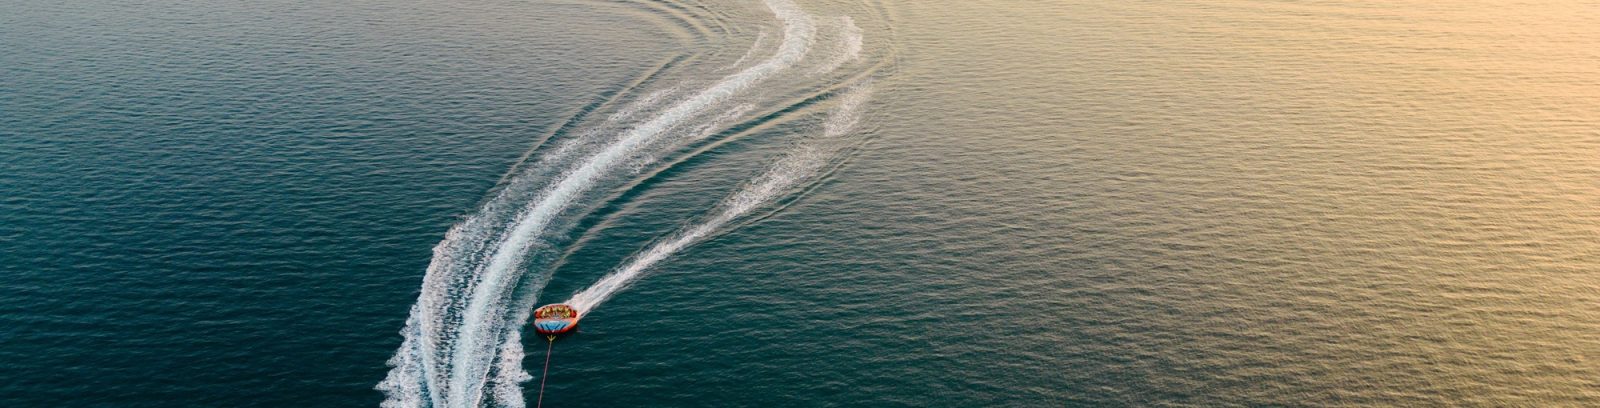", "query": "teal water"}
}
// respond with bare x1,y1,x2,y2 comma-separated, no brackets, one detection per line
4,0,1599,406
